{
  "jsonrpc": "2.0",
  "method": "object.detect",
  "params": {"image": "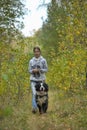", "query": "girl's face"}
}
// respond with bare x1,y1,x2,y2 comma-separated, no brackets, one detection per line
34,49,41,58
